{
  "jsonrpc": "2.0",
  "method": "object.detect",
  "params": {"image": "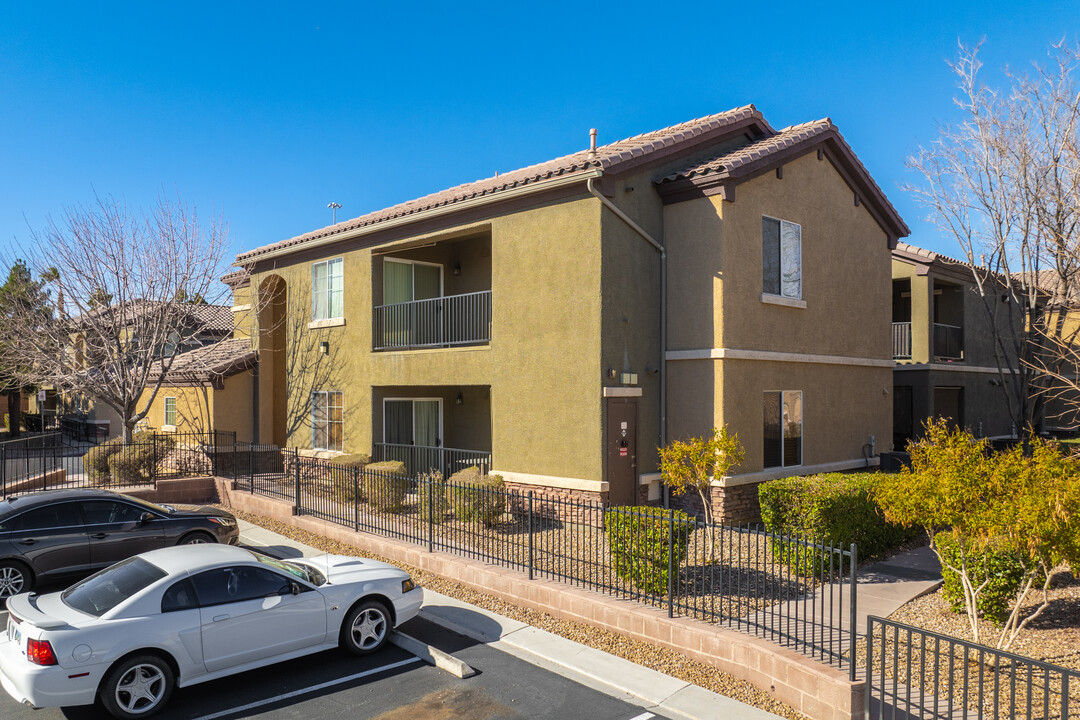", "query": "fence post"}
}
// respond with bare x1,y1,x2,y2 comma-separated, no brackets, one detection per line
232,442,237,485
353,466,360,533
667,508,675,618
248,444,254,494
849,542,858,681
528,491,534,580
151,434,157,487
293,450,301,515
40,445,46,490
0,445,5,495
427,474,433,553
